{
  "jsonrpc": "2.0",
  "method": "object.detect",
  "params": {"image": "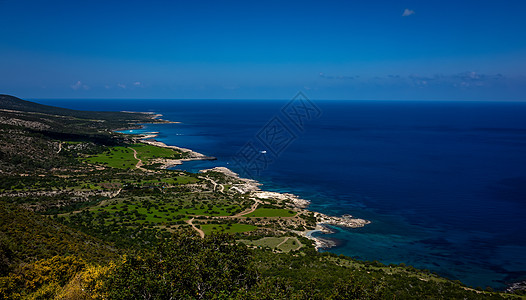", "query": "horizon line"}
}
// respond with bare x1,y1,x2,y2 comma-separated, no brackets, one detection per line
29,97,526,103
